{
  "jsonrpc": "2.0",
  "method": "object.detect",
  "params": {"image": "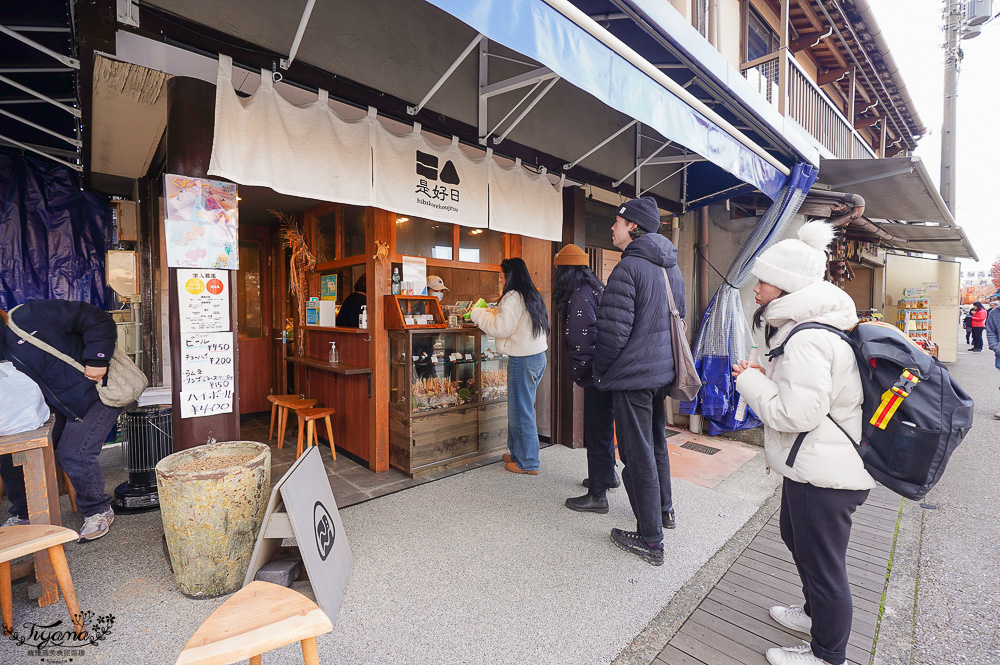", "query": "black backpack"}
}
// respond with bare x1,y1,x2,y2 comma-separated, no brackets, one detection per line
767,321,974,500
